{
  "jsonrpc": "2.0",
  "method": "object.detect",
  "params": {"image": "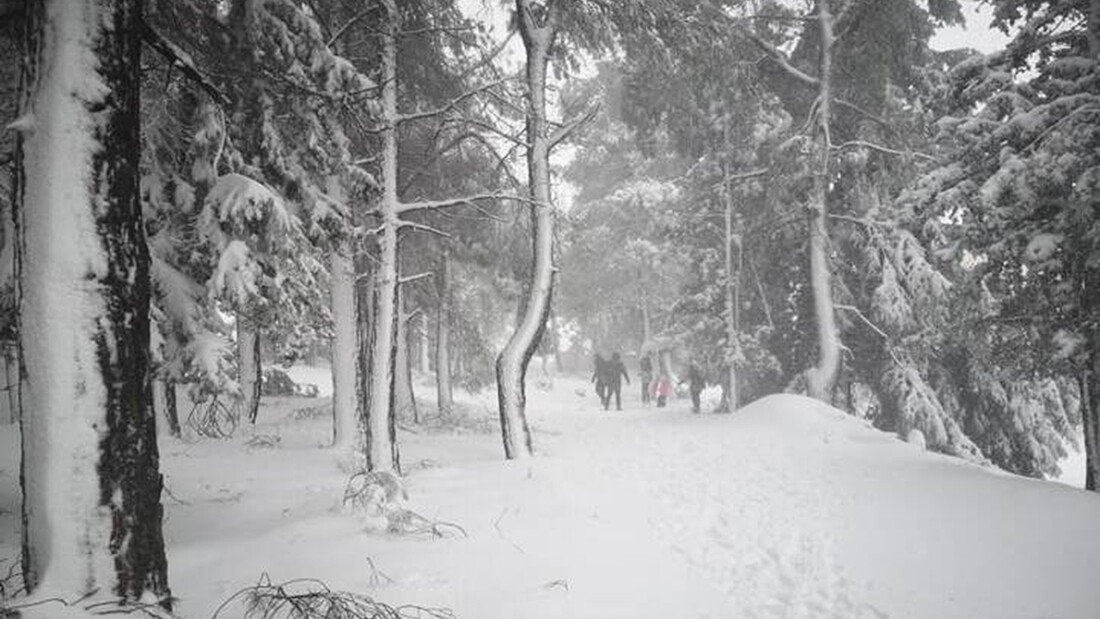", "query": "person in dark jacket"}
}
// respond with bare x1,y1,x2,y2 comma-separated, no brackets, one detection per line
604,352,630,411
680,362,706,413
591,353,607,405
